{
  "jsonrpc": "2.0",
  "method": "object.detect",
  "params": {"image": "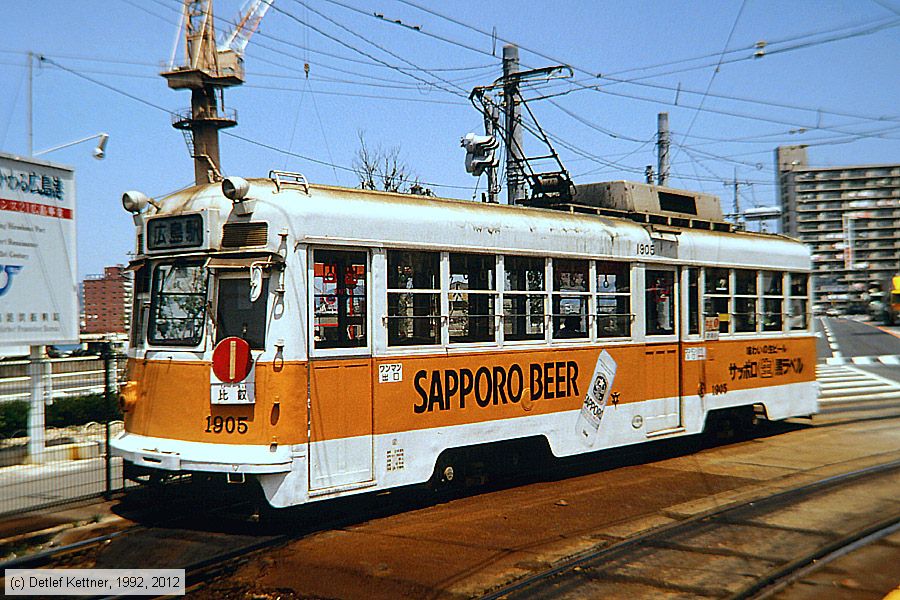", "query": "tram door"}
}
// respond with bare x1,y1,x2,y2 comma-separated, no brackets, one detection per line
643,266,682,433
308,249,374,492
